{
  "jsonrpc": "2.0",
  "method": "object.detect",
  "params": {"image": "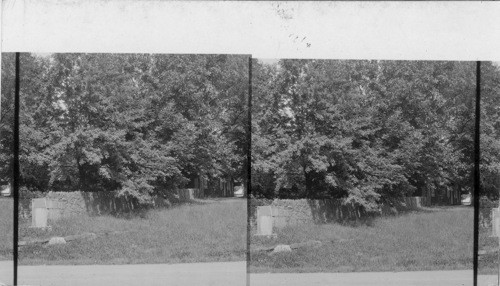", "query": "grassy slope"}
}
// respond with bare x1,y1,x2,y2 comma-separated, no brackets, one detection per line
479,229,497,274
0,198,13,260
19,198,246,265
478,218,499,274
251,206,473,273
